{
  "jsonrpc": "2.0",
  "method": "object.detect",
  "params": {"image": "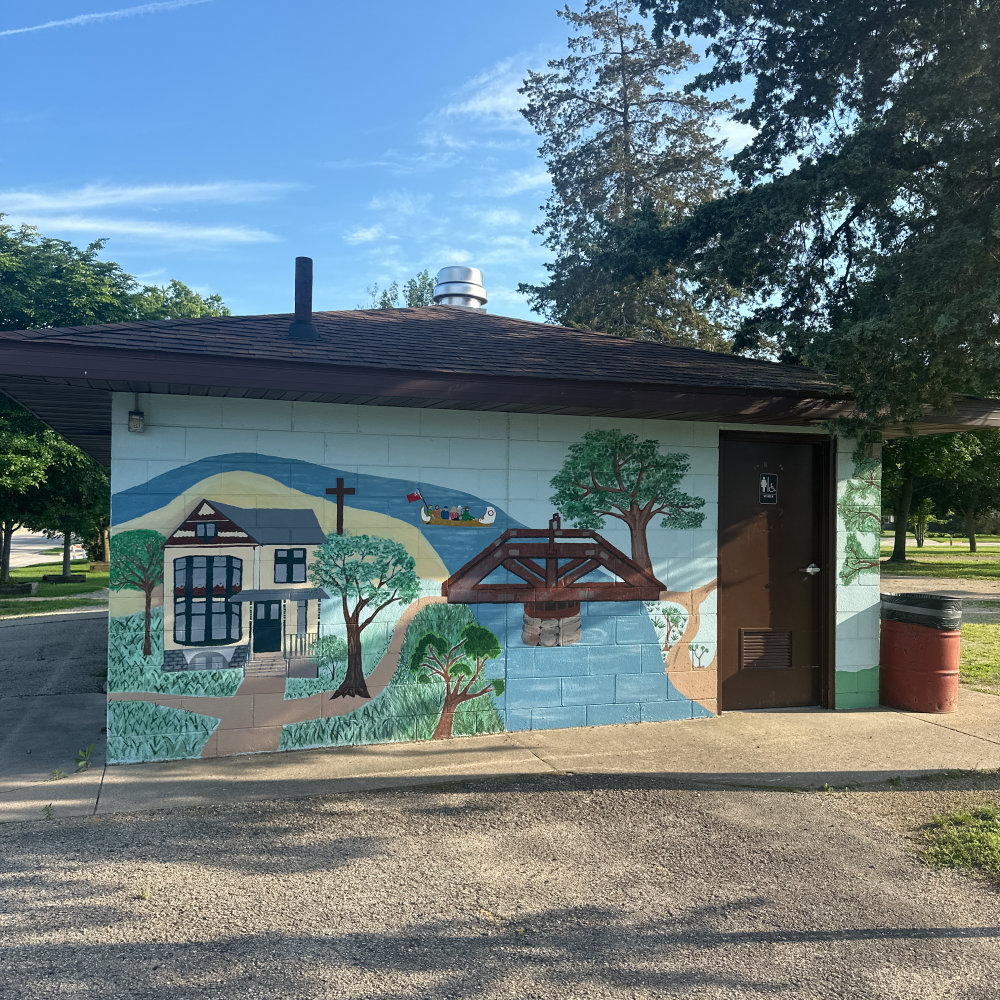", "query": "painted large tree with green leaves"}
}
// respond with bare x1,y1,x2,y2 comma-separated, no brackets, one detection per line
519,0,734,348
310,534,420,700
409,623,504,740
110,530,166,657
602,1,1000,426
550,429,705,578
